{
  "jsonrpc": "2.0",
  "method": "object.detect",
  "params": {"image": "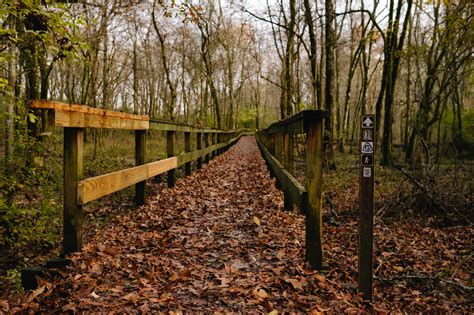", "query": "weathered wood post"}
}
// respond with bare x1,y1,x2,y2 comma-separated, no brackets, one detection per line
63,127,84,254
184,132,191,176
218,133,222,154
284,134,294,174
135,130,146,205
275,133,283,189
305,120,325,269
196,132,202,169
167,130,175,187
283,133,293,210
212,132,217,157
204,132,210,163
